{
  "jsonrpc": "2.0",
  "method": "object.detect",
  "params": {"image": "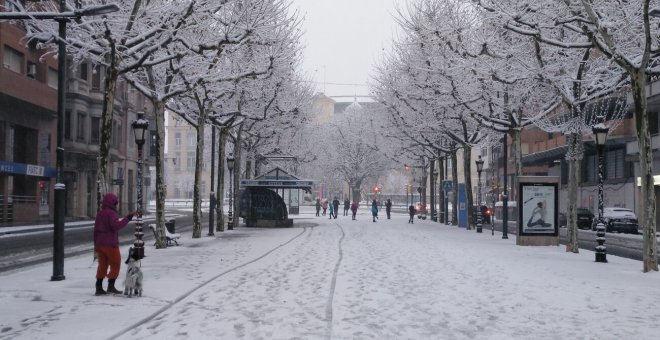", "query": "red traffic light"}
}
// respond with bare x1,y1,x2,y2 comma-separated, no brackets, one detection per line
485,209,492,215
